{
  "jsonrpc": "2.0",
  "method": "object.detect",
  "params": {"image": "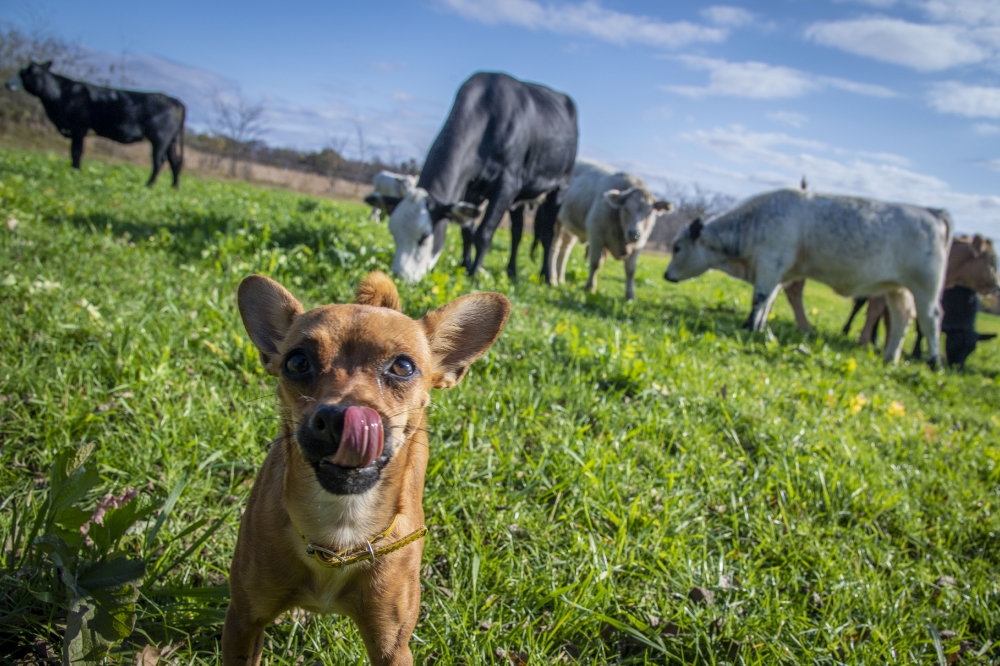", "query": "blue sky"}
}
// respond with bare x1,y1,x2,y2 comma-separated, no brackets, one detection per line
4,0,1000,234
